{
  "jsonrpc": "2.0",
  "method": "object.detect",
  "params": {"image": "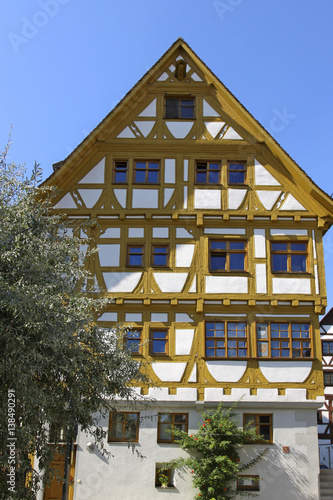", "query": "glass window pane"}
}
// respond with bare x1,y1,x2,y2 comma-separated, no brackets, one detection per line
258,341,269,357
291,243,306,251
148,162,159,169
153,340,166,353
216,348,225,356
230,253,245,270
211,255,226,270
272,254,288,271
165,99,178,118
257,324,268,339
136,162,146,170
272,243,287,251
115,172,127,182
208,171,219,183
210,163,220,170
159,425,171,440
129,255,142,266
135,170,146,183
154,254,167,266
174,414,186,423
229,163,244,170
229,171,245,184
211,241,226,250
148,171,158,183
230,242,245,250
291,255,306,272
180,106,194,118
196,172,207,183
